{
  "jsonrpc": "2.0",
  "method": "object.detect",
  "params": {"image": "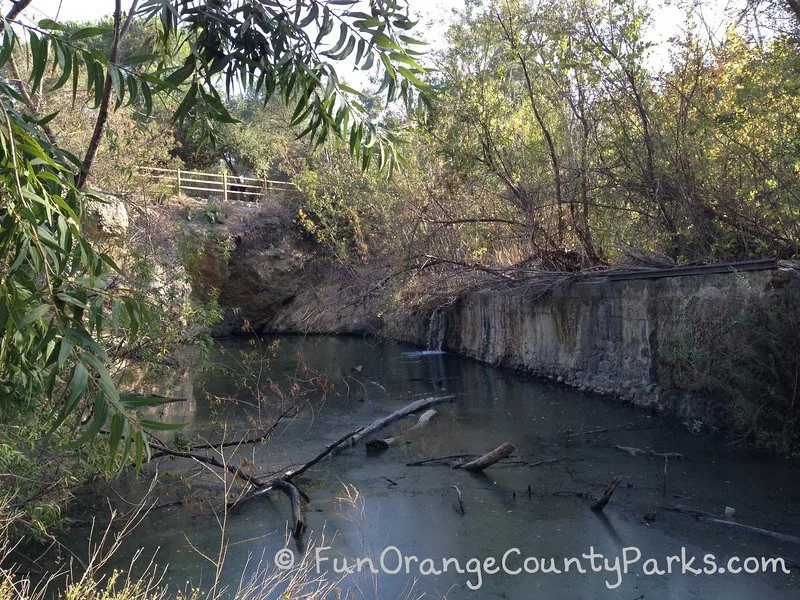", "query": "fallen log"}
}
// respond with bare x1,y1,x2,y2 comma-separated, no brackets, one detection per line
591,476,622,512
458,443,516,472
344,395,454,448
